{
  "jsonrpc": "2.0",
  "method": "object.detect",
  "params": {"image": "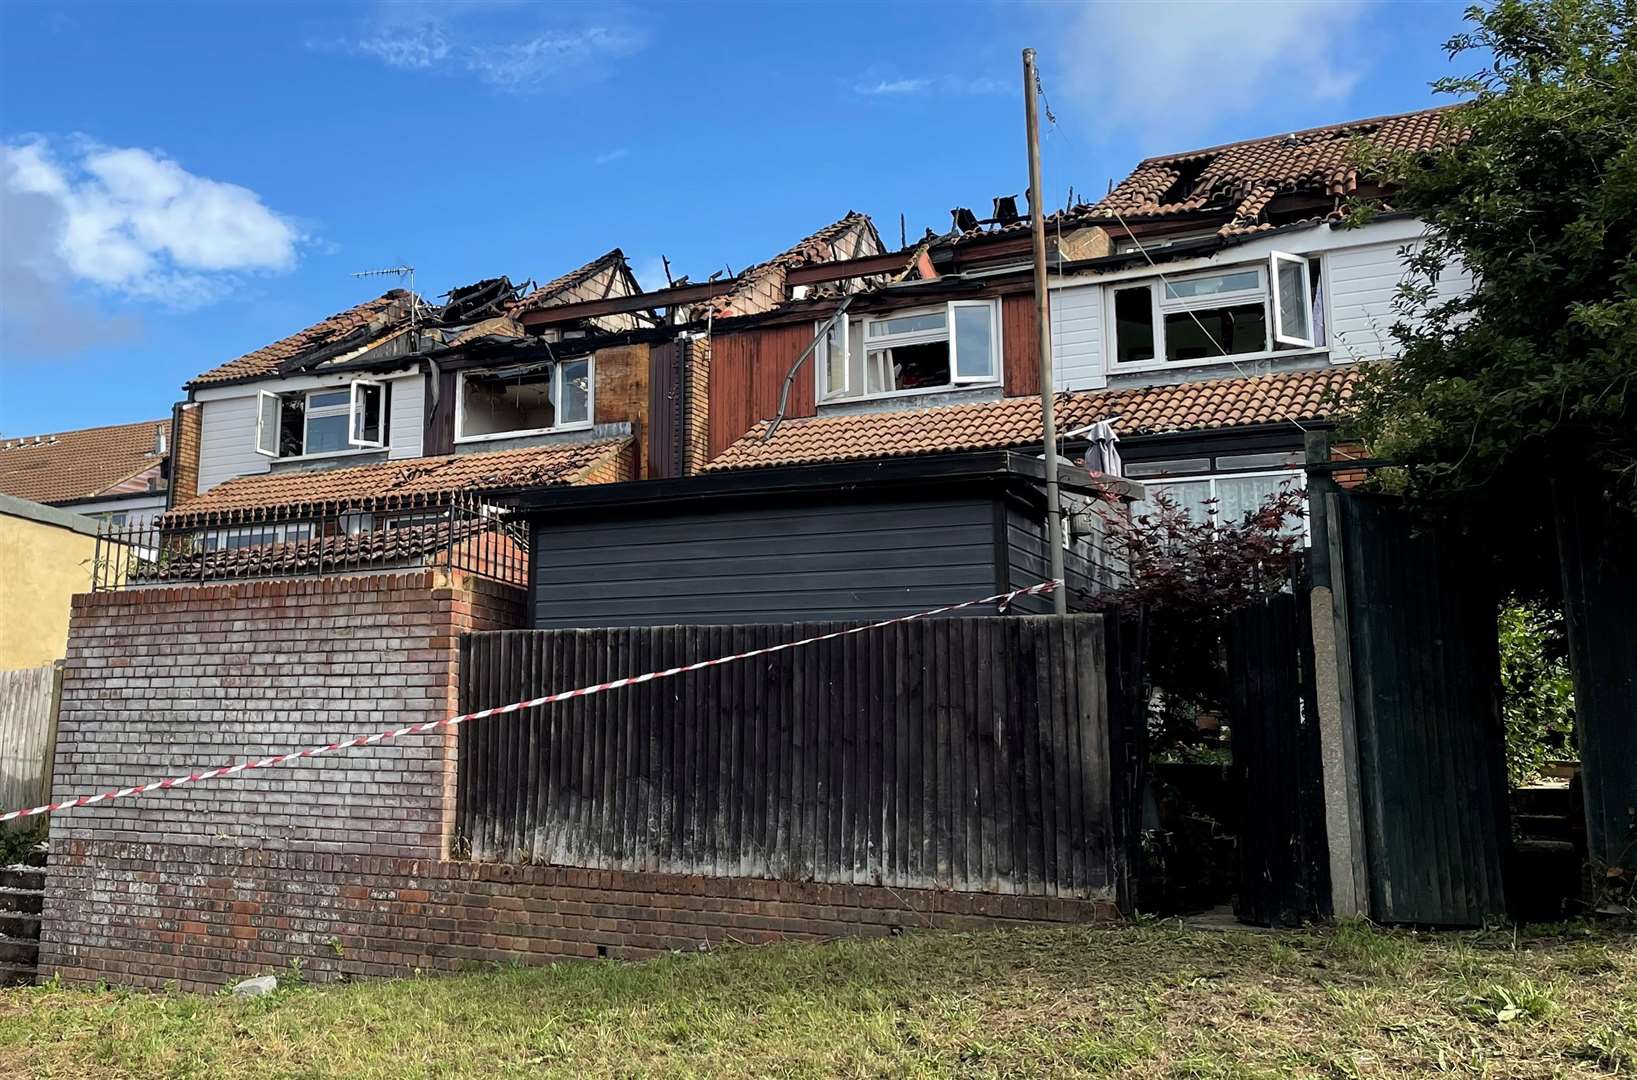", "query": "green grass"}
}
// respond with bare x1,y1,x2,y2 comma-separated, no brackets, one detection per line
2,920,1634,1078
